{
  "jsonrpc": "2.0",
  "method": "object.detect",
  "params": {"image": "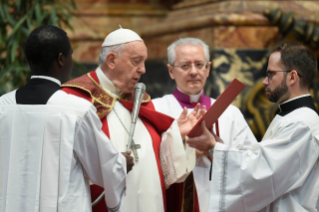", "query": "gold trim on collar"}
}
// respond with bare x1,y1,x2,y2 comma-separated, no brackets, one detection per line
87,73,118,100
62,72,151,118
